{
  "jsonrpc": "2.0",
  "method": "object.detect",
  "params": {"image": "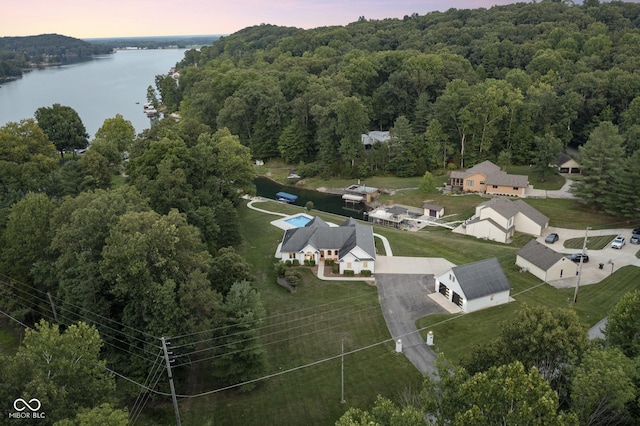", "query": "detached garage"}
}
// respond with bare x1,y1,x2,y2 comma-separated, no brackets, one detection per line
434,257,512,313
516,240,577,282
